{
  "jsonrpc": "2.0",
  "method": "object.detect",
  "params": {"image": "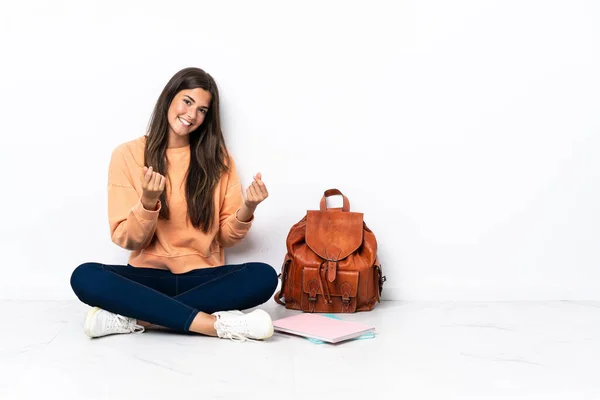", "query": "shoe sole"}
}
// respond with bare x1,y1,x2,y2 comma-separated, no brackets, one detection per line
84,307,101,338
